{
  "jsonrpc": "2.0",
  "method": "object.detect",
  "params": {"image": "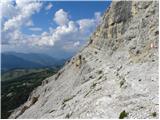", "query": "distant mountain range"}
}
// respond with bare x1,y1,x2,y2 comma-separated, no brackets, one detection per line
1,52,67,73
